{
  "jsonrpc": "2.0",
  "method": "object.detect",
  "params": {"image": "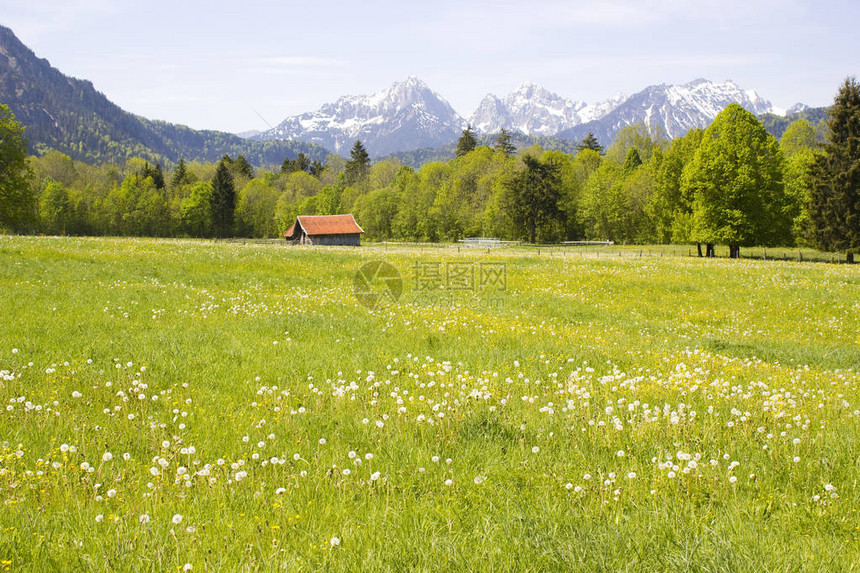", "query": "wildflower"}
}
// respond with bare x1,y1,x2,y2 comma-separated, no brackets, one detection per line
616,450,625,457
107,489,116,498
183,564,193,572
172,514,183,524
95,514,104,523
729,476,737,483
330,537,341,547
531,446,540,454
371,472,381,481
276,488,287,495
473,476,484,485
102,452,113,462
139,514,150,524
444,479,453,486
